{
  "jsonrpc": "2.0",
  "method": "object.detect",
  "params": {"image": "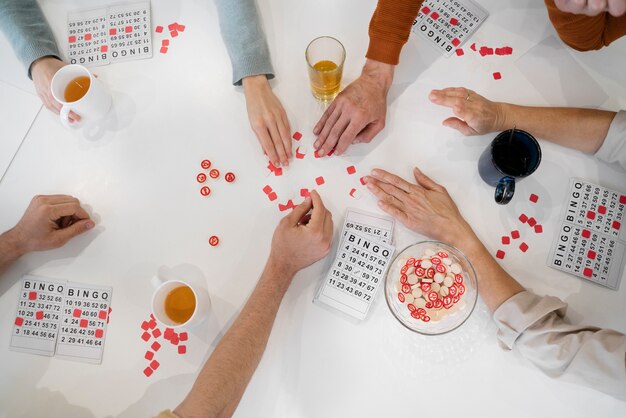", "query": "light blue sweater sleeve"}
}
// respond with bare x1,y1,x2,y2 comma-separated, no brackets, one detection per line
0,0,60,78
214,0,275,86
